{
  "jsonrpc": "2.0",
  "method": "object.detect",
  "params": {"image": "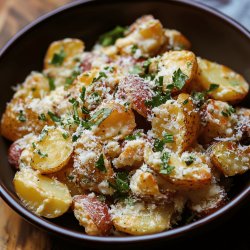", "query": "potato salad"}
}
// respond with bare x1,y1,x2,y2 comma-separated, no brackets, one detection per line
1,15,250,236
